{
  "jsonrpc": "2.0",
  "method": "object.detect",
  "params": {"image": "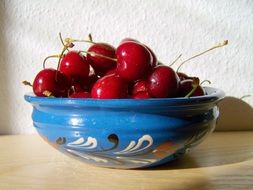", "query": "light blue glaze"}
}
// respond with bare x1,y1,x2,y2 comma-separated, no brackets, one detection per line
24,87,224,169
